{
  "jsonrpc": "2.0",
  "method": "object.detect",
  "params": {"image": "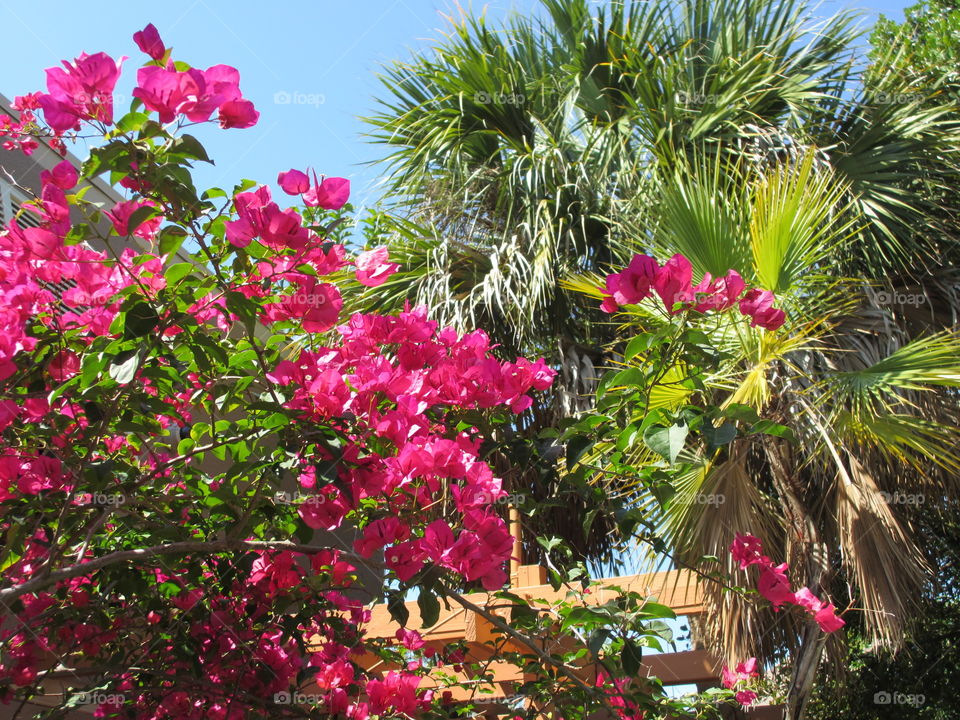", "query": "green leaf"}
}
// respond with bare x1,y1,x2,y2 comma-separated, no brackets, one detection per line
638,601,677,619
123,302,160,339
417,588,441,628
702,421,737,451
65,223,91,246
624,333,657,361
126,205,159,236
587,629,611,658
723,404,760,423
159,226,189,257
116,111,149,133
610,367,645,389
109,350,141,385
165,262,194,285
621,638,643,675
225,291,259,333
643,423,689,464
80,352,109,386
751,420,796,441
565,434,592,470
170,134,211,163
387,593,409,627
